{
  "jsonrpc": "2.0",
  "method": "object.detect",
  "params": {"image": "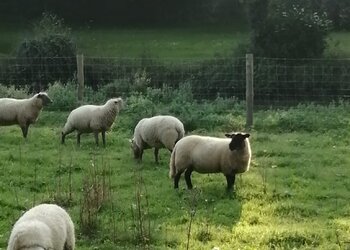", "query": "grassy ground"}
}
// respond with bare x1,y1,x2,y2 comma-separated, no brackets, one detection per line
74,25,249,59
0,24,249,59
0,105,349,249
1,24,350,59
